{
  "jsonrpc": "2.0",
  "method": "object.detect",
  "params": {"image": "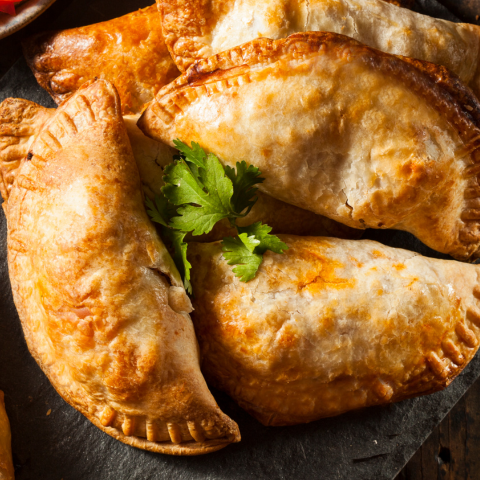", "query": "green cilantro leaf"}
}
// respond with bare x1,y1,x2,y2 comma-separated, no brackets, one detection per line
225,161,263,215
237,222,288,254
145,194,172,228
222,223,288,282
146,140,288,291
145,193,191,293
163,229,192,294
163,153,237,235
222,236,263,282
173,139,206,169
